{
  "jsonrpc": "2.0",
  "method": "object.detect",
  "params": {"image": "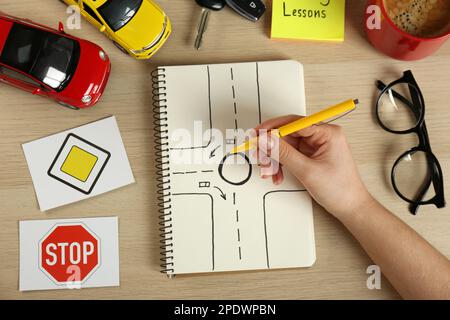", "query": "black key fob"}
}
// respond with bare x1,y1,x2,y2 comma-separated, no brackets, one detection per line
225,0,266,22
196,0,226,11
